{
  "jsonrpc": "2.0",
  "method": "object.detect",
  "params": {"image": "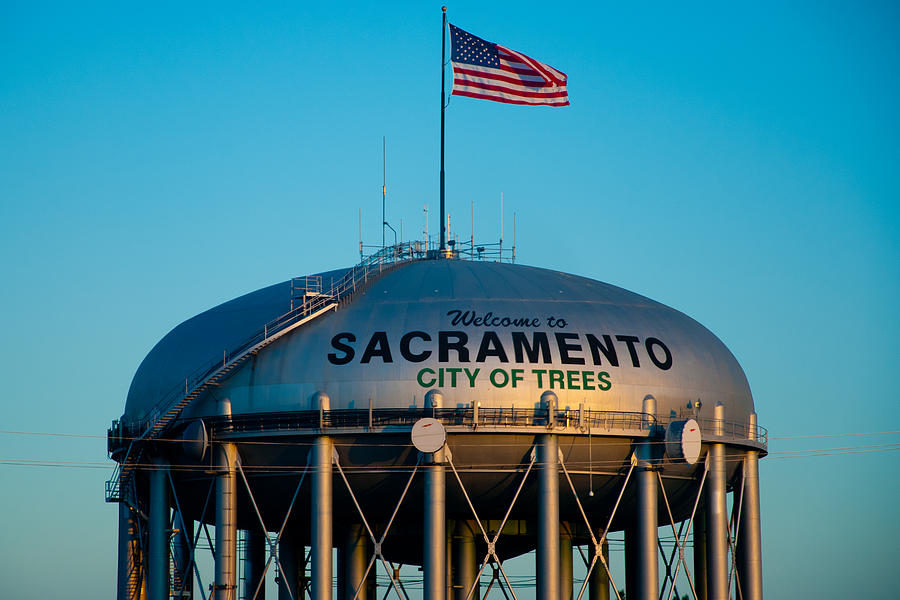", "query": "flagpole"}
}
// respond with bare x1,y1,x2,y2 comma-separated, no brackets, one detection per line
439,6,447,253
